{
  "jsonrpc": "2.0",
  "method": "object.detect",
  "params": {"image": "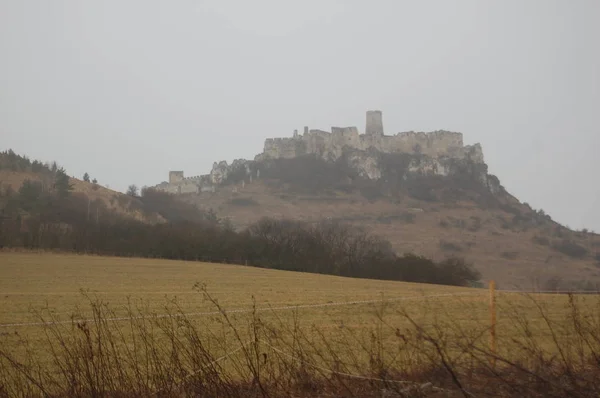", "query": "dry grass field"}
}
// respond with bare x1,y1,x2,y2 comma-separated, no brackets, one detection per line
0,252,476,324
1,252,599,396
